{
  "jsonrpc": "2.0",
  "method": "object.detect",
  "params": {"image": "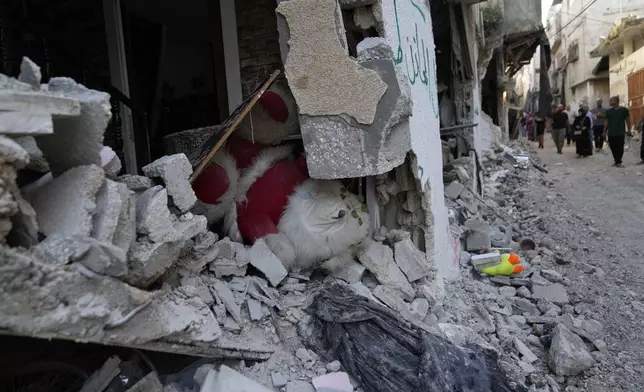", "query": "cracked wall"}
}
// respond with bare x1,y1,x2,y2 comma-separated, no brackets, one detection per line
276,0,413,179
